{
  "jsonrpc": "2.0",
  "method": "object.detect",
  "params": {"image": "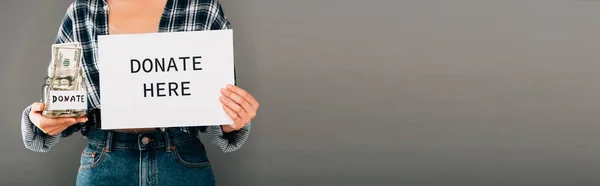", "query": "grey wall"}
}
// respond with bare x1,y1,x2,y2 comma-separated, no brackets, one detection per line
3,0,600,185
